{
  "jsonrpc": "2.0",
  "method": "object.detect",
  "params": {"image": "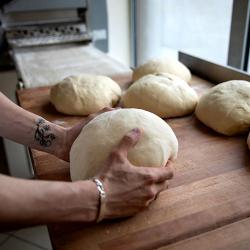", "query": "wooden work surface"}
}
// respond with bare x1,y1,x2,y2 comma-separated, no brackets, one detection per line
17,74,250,250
